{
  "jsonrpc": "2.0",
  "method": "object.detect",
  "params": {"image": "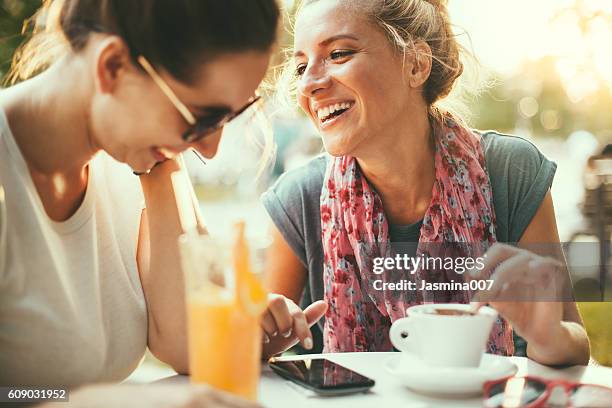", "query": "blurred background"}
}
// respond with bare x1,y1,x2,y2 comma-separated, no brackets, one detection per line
1,0,610,374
